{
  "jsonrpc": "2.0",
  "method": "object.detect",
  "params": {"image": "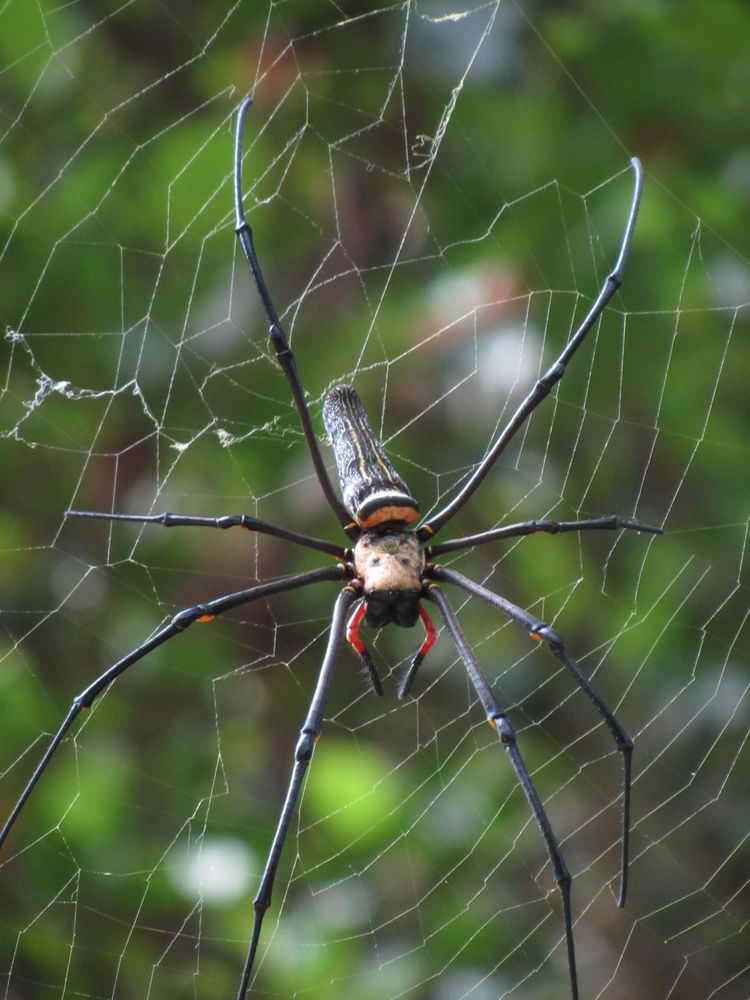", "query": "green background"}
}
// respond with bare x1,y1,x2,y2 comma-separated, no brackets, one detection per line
1,2,749,998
